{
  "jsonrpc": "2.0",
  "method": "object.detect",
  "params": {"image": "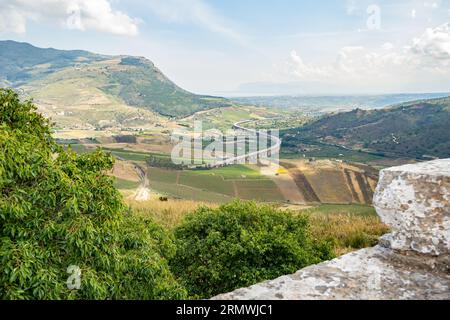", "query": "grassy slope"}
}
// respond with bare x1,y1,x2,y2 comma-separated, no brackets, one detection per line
282,97,450,160
103,57,232,117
